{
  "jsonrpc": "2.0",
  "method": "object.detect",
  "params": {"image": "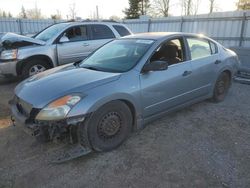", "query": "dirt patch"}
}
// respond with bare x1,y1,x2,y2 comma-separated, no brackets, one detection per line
0,77,18,118
0,78,250,188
